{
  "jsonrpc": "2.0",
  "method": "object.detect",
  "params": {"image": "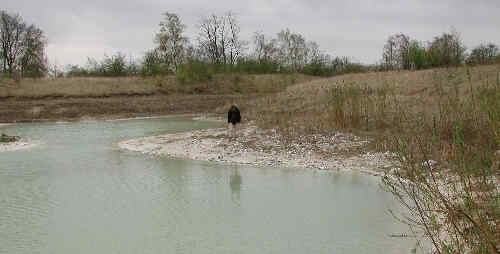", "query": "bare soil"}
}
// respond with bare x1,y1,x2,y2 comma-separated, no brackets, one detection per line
0,94,243,123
